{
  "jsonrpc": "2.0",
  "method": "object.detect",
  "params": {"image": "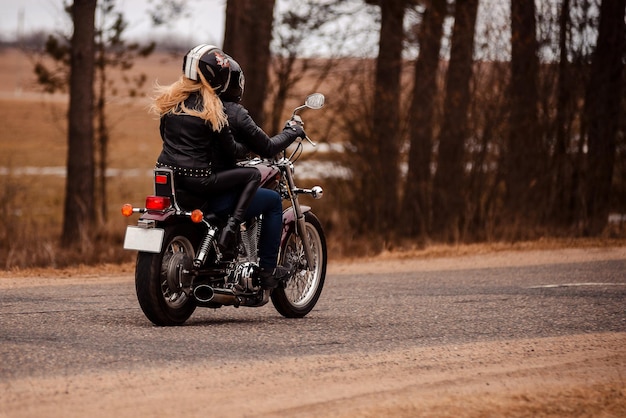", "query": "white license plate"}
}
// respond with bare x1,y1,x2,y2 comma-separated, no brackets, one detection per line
123,226,164,253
